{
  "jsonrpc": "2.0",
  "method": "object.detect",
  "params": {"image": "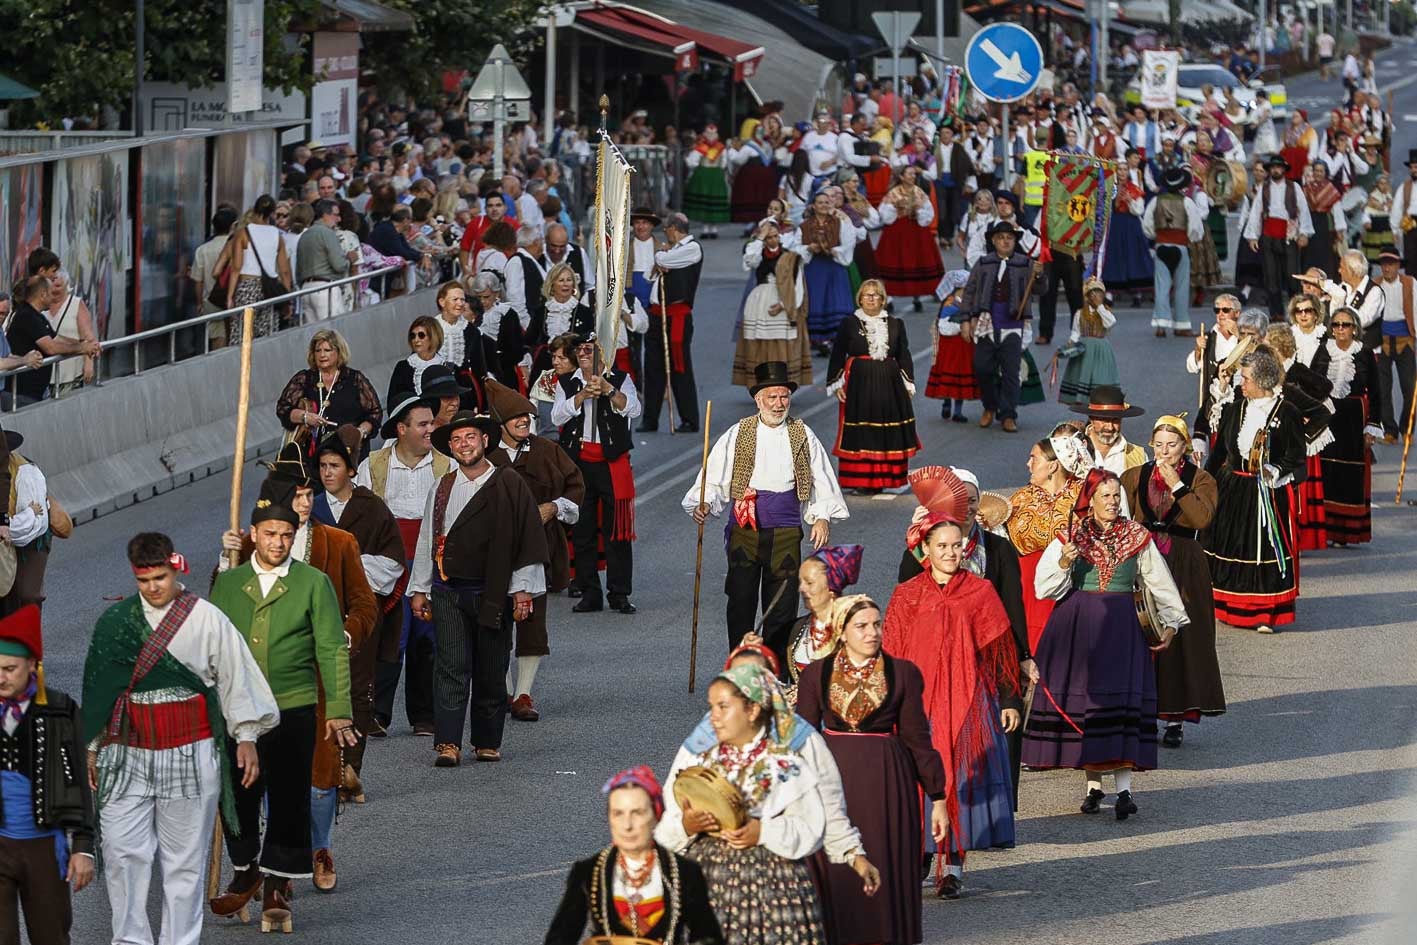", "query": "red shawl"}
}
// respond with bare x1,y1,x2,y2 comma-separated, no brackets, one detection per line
882,570,1019,842
1305,179,1341,214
